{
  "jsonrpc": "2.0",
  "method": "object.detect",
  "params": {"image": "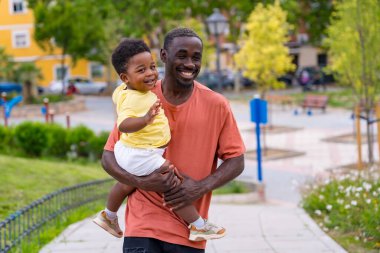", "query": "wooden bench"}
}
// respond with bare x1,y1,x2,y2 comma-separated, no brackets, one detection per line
301,95,328,112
